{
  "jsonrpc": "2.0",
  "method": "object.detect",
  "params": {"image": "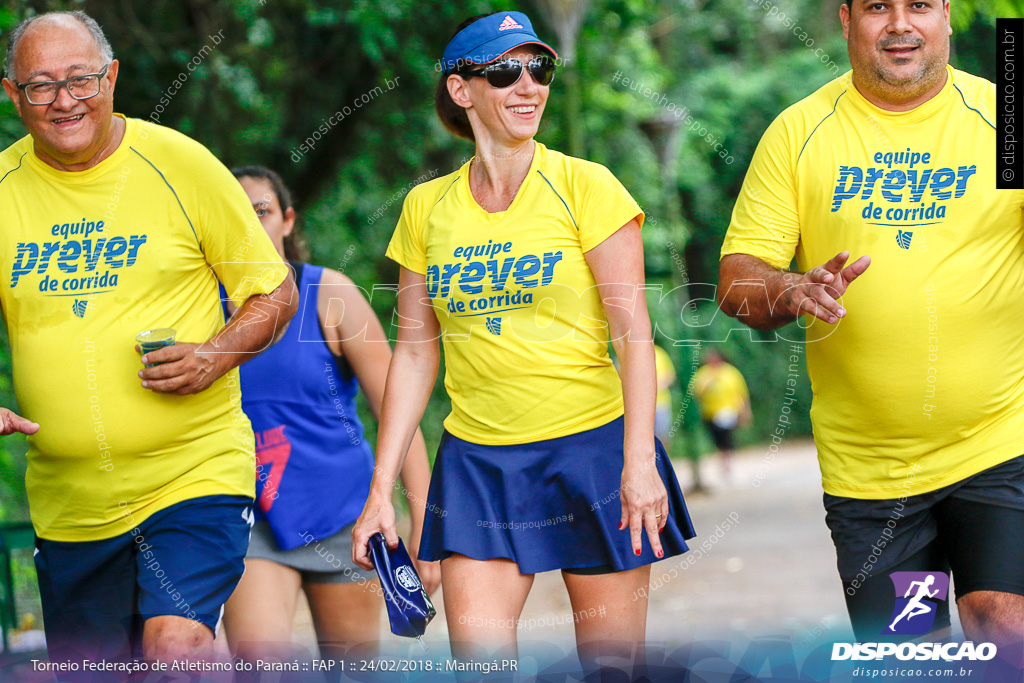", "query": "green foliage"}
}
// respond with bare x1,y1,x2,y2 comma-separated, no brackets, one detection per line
951,0,1023,30
0,0,1006,516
